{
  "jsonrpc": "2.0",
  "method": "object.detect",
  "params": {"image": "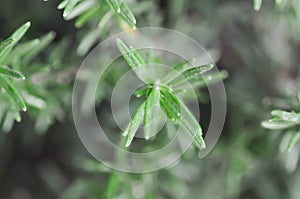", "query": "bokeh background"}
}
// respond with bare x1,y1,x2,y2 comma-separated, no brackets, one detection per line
0,0,300,198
